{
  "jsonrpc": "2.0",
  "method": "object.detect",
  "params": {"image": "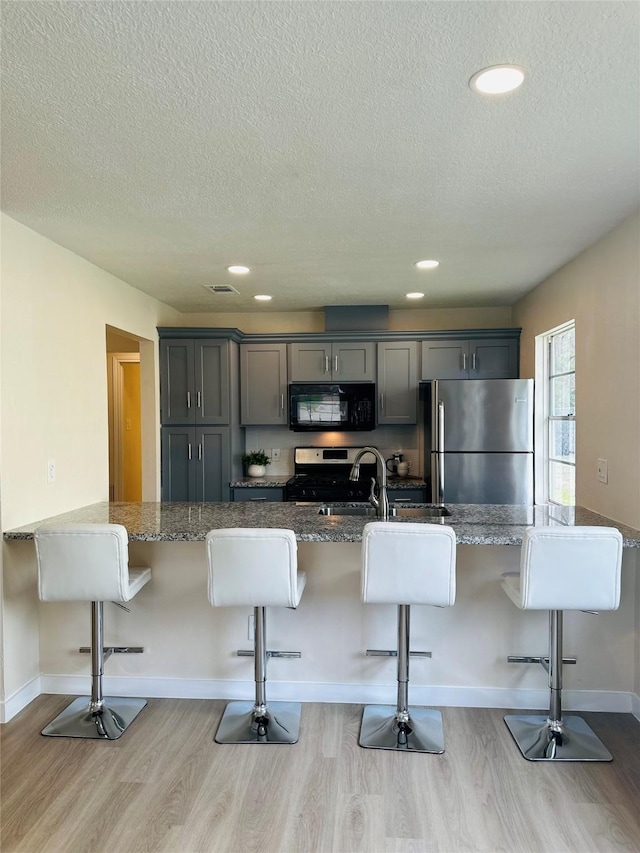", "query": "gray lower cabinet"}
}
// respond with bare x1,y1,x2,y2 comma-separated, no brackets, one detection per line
421,338,518,380
387,488,426,503
231,487,284,502
240,343,287,425
160,339,230,425
377,341,418,424
161,426,231,501
288,341,375,381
